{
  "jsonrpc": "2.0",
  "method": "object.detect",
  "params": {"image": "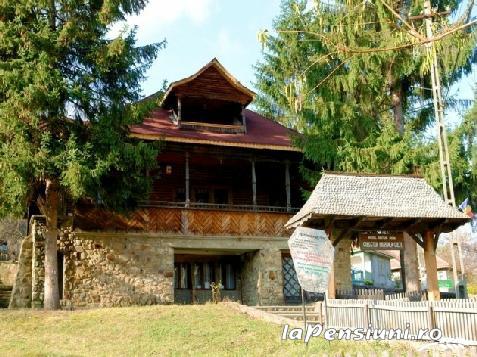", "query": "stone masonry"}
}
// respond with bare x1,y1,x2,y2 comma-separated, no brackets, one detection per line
333,239,353,291
9,234,32,308
403,232,421,292
31,217,45,308
10,216,290,308
59,231,174,307
241,248,284,306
